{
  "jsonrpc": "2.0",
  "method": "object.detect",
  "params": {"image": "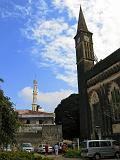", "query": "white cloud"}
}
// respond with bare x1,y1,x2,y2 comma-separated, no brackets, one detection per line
18,87,73,112
1,0,120,87
53,0,120,59
18,87,33,102
24,18,77,87
84,0,120,59
0,0,48,20
1,0,120,112
23,0,120,87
